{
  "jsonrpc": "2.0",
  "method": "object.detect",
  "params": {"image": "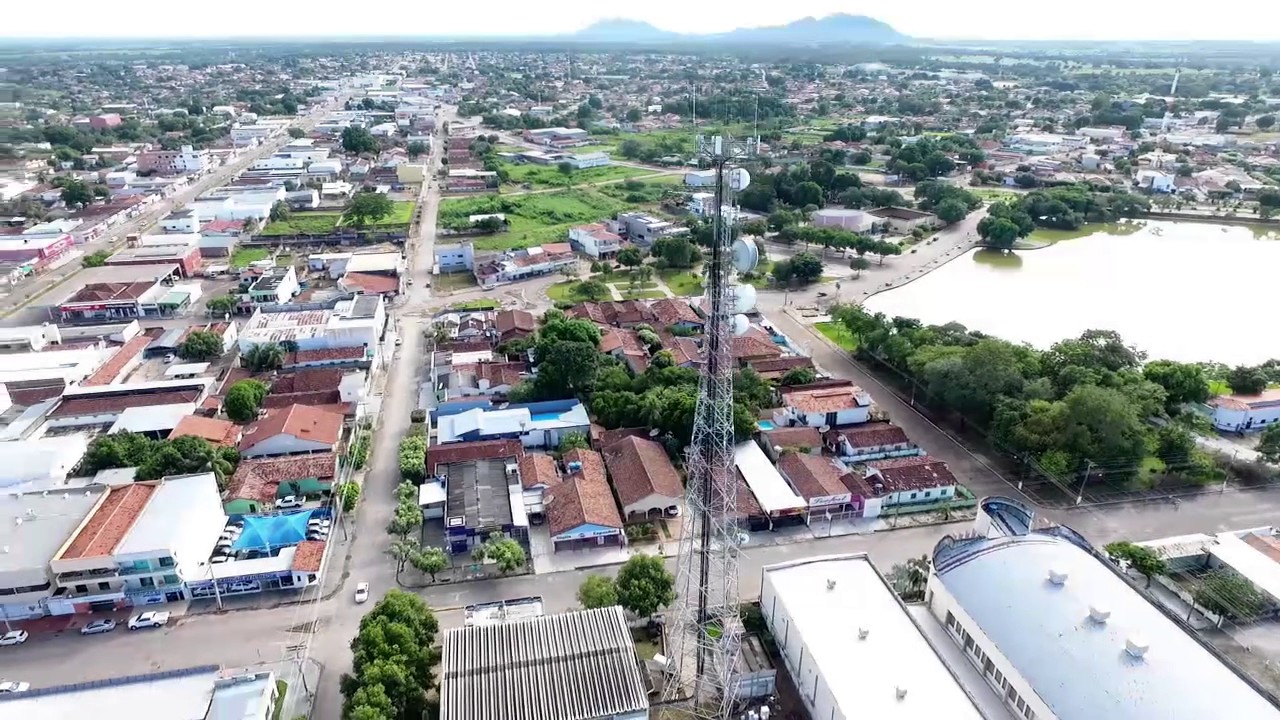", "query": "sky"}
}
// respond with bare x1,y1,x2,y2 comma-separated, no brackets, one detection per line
3,0,1279,41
